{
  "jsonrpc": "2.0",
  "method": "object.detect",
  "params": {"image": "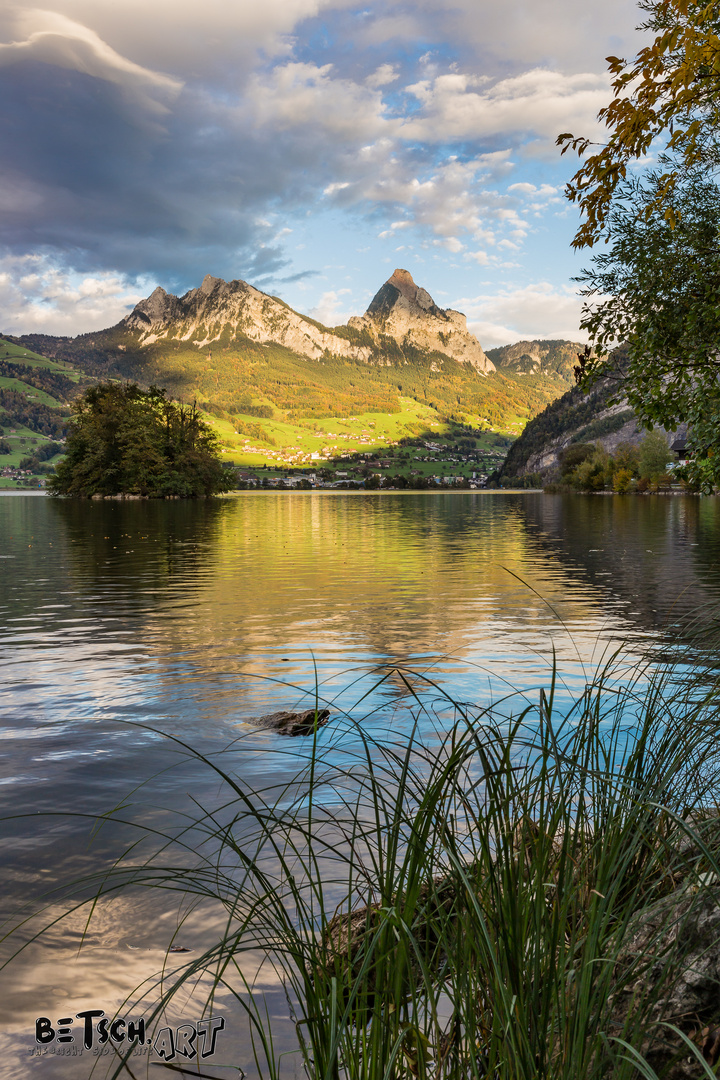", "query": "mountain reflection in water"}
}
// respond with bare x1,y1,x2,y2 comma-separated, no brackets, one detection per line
1,491,719,1078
